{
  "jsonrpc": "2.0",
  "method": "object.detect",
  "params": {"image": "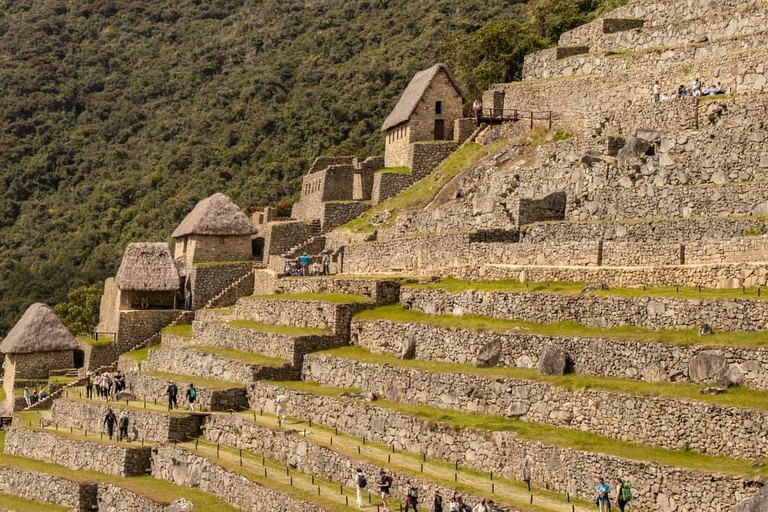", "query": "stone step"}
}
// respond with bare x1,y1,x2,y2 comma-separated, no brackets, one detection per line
142,347,298,385
246,381,760,511
124,371,248,412
51,397,205,442
302,351,768,459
